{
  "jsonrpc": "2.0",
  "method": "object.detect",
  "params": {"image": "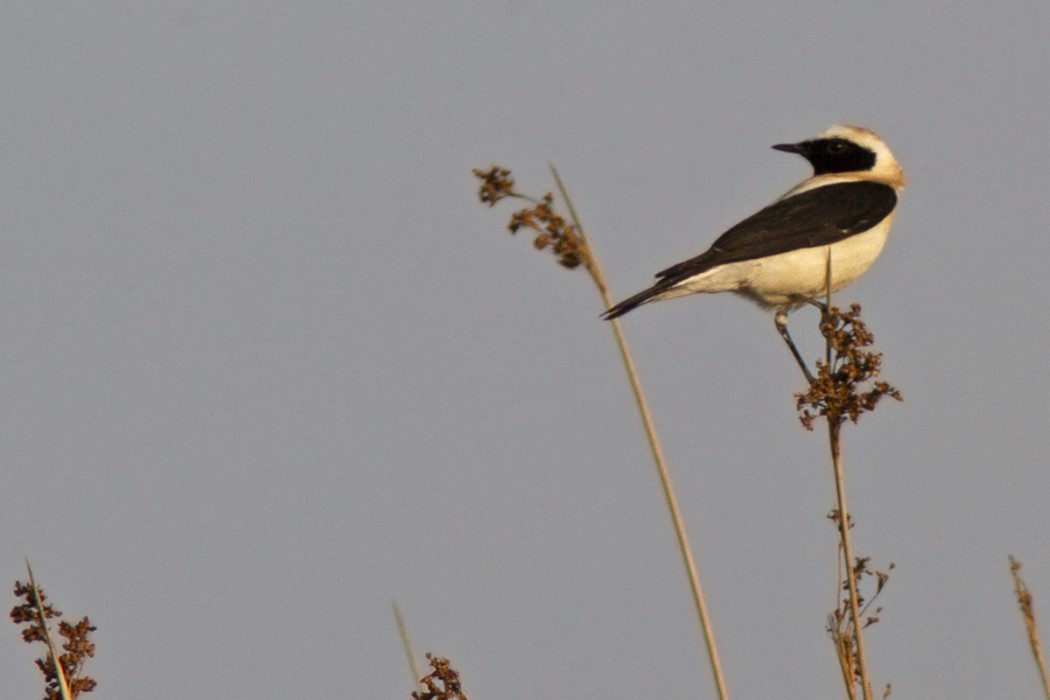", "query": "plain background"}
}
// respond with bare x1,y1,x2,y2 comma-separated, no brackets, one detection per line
2,3,1050,698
